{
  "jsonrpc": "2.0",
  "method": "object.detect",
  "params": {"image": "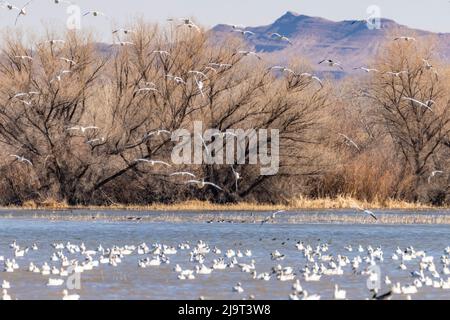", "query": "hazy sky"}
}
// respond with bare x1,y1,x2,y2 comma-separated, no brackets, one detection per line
1,0,449,40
